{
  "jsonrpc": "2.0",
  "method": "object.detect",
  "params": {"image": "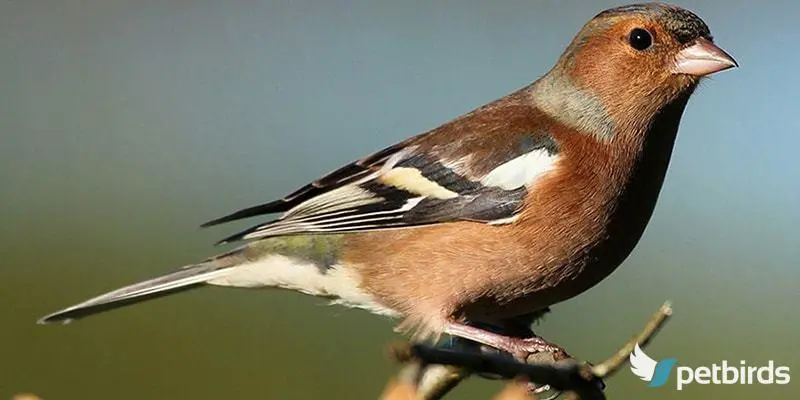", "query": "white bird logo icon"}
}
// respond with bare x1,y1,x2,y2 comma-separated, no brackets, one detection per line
630,343,658,381
629,343,677,387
